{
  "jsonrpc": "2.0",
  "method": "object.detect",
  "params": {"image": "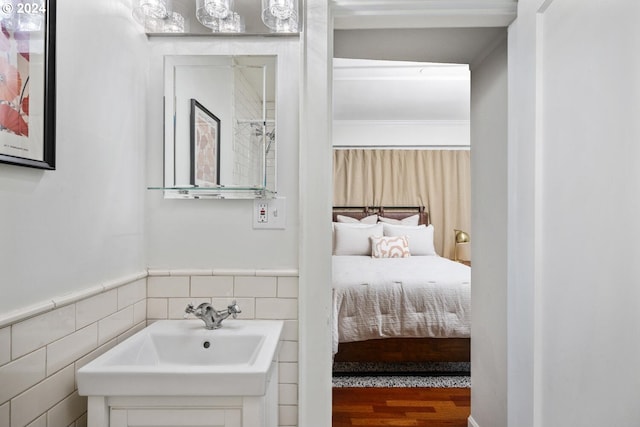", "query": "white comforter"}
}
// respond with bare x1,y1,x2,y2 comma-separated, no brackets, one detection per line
332,255,471,354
